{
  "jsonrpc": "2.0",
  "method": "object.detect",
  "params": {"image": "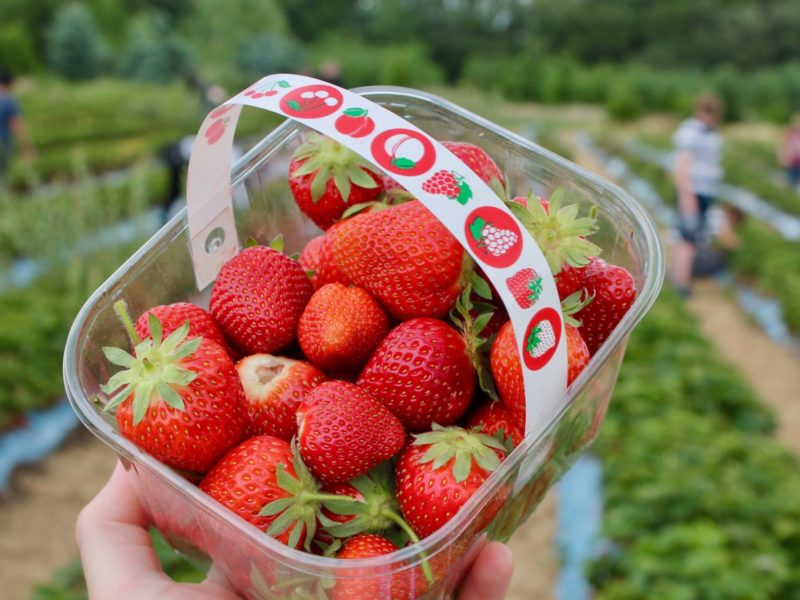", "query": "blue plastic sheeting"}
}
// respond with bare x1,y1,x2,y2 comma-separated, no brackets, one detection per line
0,399,79,490
556,455,603,600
